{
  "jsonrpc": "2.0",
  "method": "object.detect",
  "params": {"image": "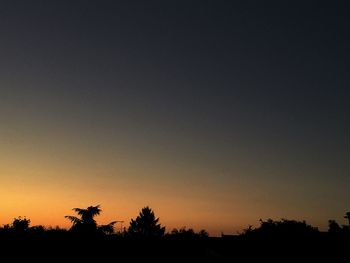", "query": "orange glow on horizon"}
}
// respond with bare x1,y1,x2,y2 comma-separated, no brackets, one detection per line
0,131,339,236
